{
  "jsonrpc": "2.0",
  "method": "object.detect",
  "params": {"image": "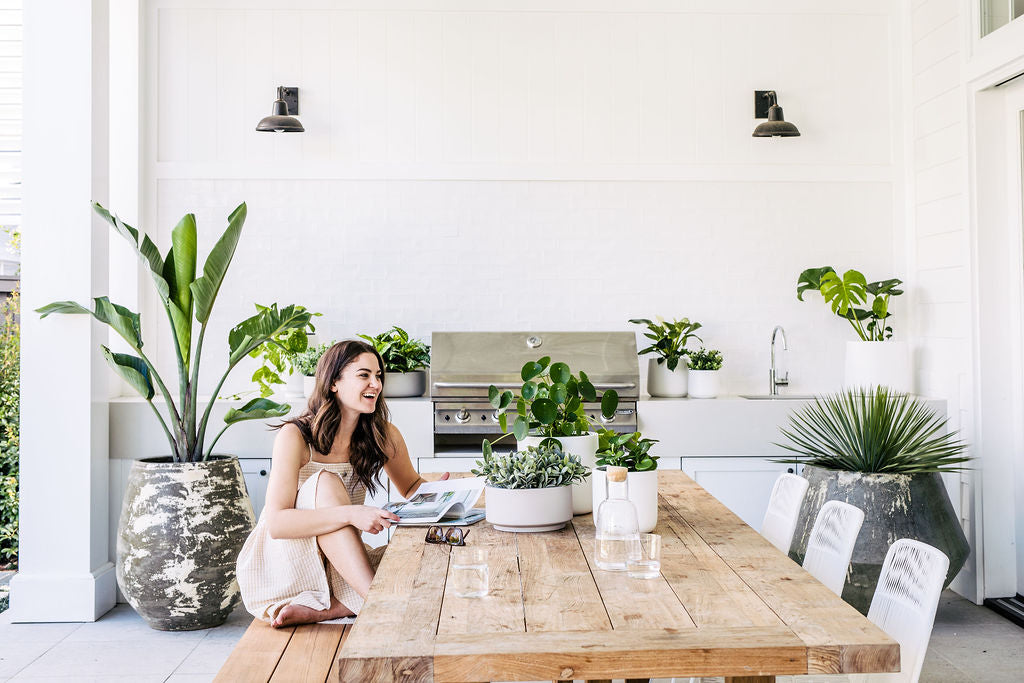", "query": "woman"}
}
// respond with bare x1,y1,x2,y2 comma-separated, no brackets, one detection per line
236,339,447,627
